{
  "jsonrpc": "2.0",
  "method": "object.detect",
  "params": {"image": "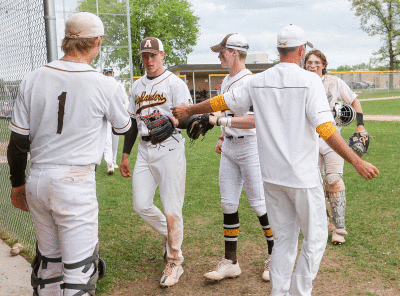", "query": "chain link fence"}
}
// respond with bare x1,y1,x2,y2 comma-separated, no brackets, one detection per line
0,0,48,254
330,71,400,98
